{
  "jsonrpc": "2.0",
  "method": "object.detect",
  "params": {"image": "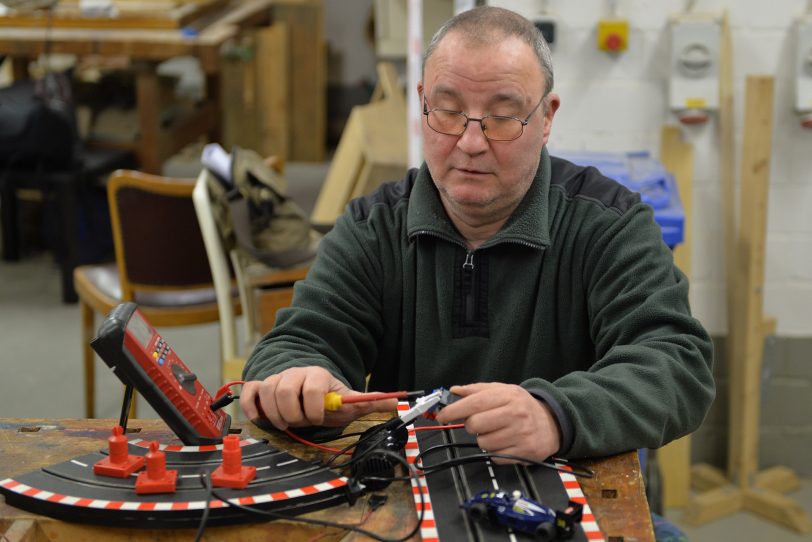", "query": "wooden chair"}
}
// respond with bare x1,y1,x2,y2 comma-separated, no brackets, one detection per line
192,166,309,386
73,169,240,418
